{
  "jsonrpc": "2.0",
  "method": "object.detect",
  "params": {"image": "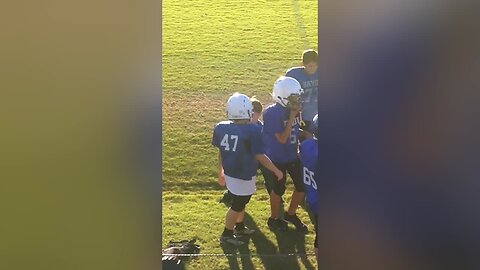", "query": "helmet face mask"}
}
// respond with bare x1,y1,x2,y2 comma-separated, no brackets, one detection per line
226,93,253,120
286,94,301,110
